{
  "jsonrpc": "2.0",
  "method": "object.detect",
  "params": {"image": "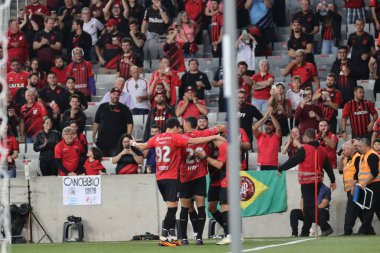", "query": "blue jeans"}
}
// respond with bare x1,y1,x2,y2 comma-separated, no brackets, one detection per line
26,136,36,144
251,98,268,113
132,108,150,115
1,165,16,178
321,40,338,55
